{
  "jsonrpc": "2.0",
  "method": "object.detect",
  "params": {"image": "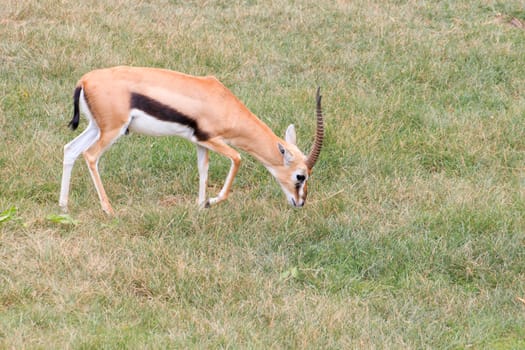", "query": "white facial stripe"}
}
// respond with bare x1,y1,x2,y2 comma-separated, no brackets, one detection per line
297,182,306,197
